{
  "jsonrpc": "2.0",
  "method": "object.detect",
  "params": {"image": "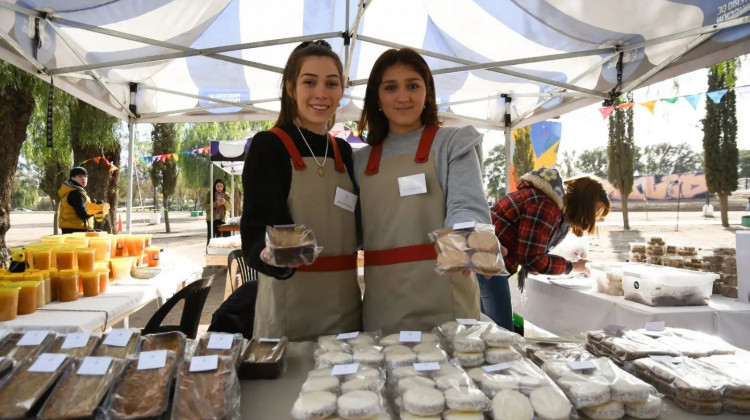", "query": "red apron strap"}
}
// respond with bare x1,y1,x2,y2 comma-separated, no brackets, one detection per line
364,243,437,267
364,143,383,175
414,126,439,163
270,127,306,170
297,253,358,272
329,134,346,173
